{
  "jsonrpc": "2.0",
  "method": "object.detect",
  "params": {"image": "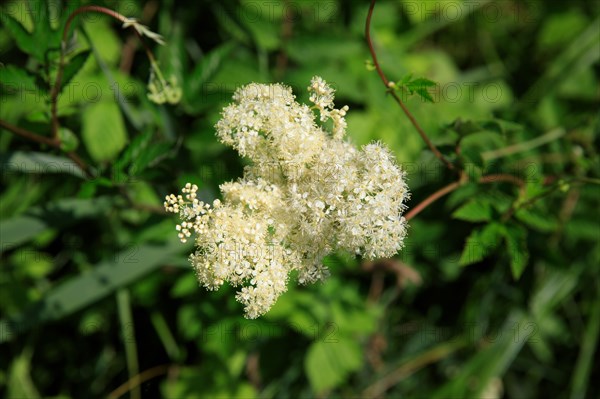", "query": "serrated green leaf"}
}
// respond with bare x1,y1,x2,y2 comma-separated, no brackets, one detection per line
305,337,362,393
61,50,91,91
0,65,40,91
459,223,503,266
502,224,529,279
461,147,484,167
402,76,437,103
409,77,437,88
452,200,493,222
399,73,413,85
515,208,557,232
1,13,37,58
82,101,127,162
